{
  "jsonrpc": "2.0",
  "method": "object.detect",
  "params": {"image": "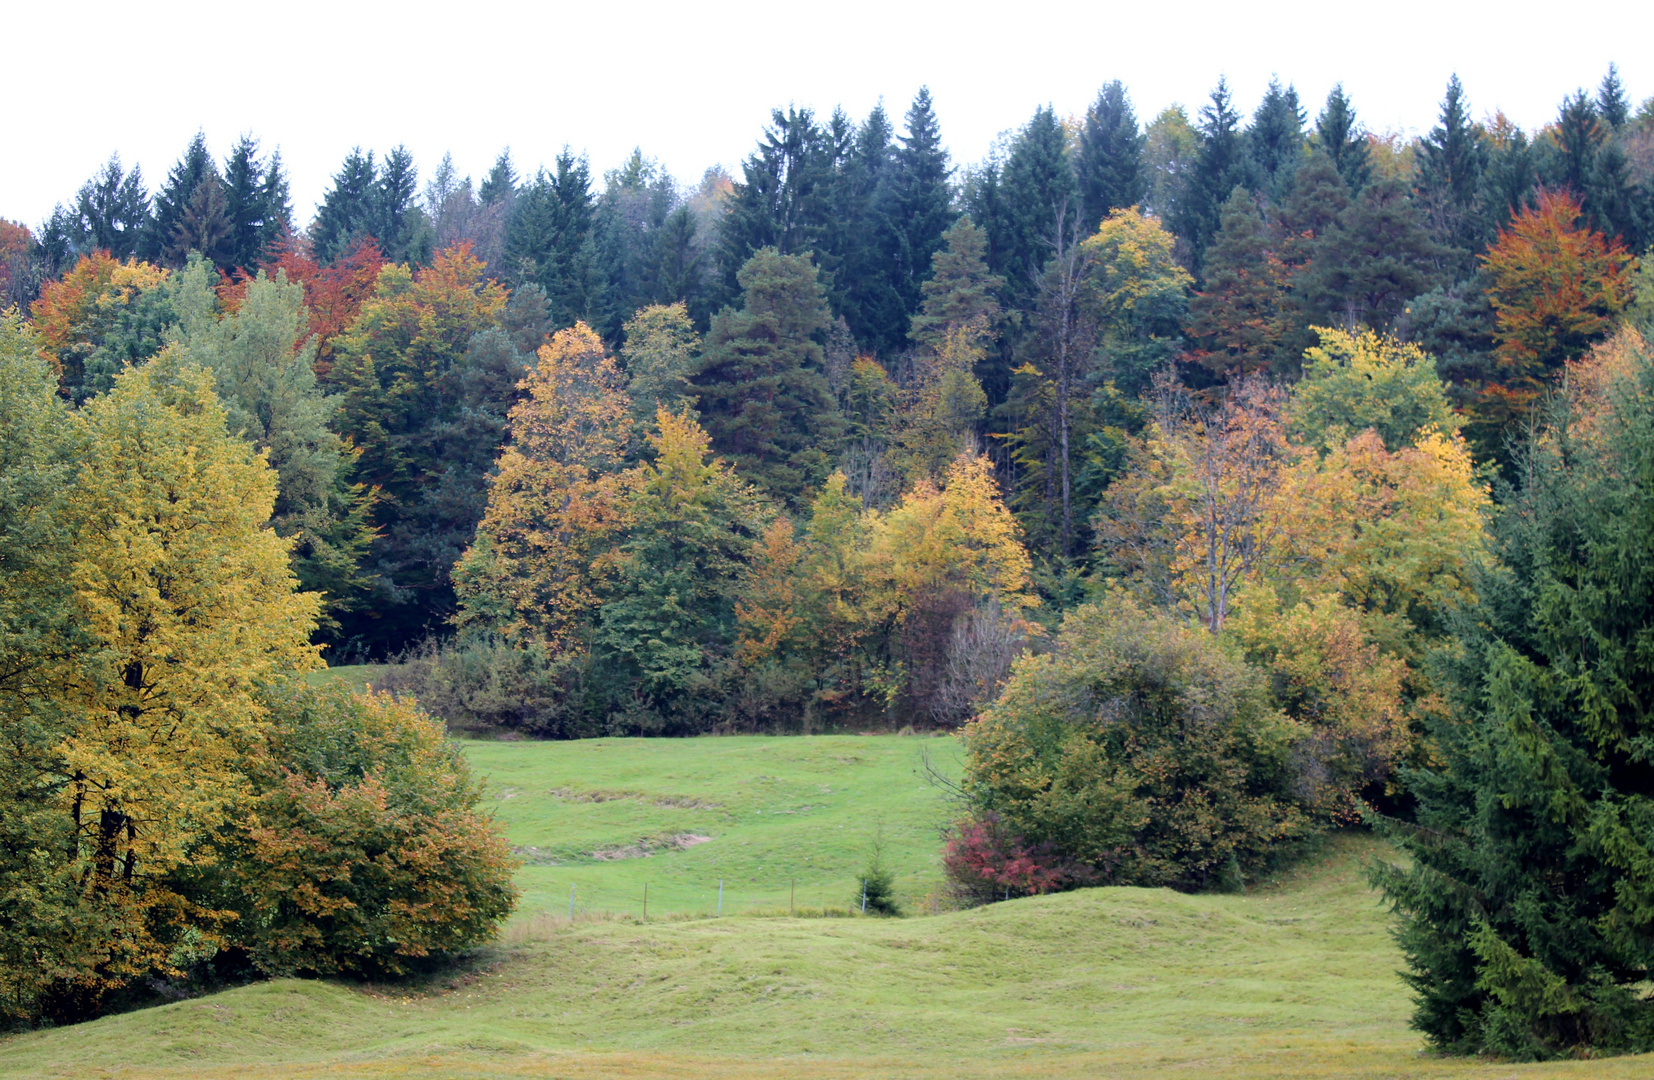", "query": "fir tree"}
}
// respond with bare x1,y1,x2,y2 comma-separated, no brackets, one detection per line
691,248,843,504
221,136,290,273
480,149,518,206
1598,63,1631,129
1077,80,1146,234
1303,177,1441,330
909,216,1003,352
373,146,430,265
1186,186,1286,379
719,108,829,303
147,132,224,267
505,151,602,327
